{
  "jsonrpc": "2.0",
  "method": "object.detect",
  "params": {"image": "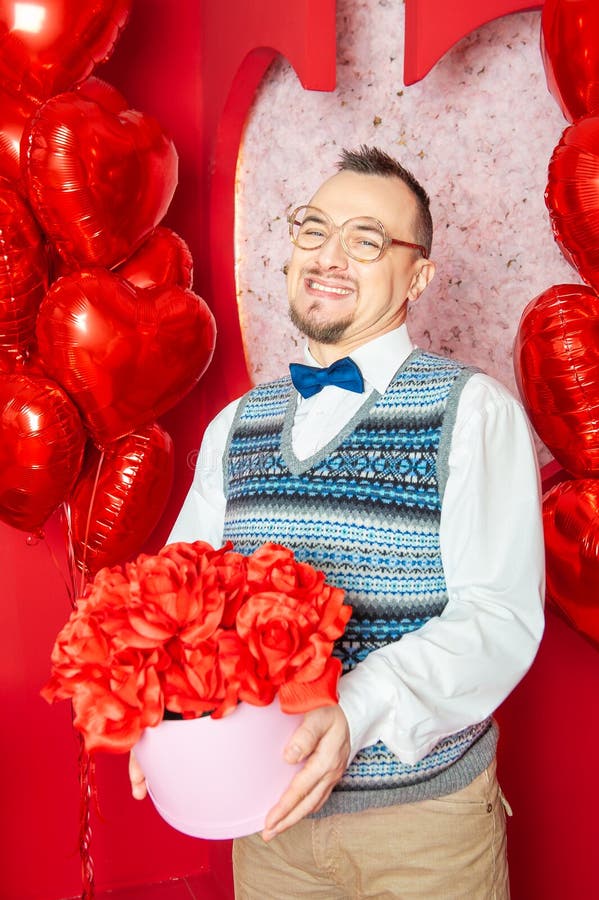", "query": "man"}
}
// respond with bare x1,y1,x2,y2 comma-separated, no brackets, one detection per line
131,146,545,898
